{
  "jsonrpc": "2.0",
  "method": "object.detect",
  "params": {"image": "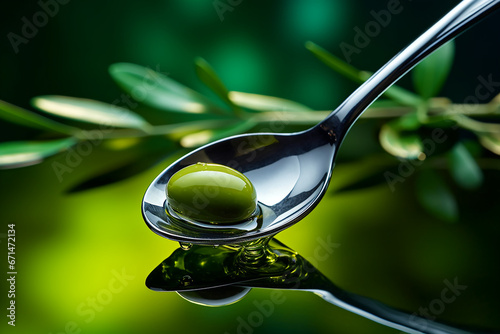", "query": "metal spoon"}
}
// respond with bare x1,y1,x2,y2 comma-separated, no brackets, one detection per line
142,0,500,245
148,239,480,334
